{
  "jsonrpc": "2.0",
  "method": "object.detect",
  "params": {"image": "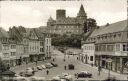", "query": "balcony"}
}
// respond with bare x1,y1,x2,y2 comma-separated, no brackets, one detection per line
95,51,115,56
95,51,128,56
